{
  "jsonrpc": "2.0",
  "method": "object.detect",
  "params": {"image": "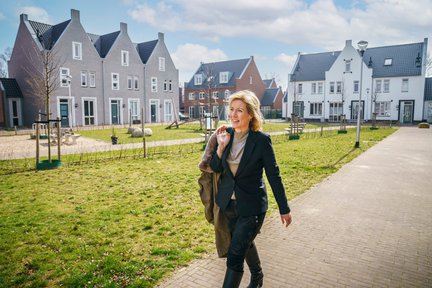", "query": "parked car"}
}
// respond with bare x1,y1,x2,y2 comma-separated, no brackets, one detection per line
179,112,189,120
